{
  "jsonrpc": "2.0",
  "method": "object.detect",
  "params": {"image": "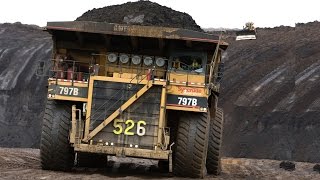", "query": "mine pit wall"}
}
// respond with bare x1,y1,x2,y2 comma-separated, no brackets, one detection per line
220,22,320,163
1,21,320,163
0,23,52,147
223,107,320,163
